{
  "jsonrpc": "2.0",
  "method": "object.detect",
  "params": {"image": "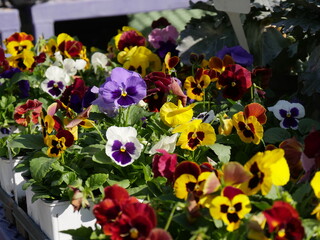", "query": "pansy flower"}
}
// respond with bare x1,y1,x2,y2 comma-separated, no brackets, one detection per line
163,52,179,74
311,171,320,220
218,64,252,101
5,32,34,56
93,185,139,235
113,26,146,51
268,100,305,130
232,113,263,145
14,99,42,127
174,161,220,202
105,126,143,167
92,67,146,115
60,77,96,113
263,201,304,240
239,149,290,196
216,45,253,67
172,119,216,151
54,51,87,77
209,186,251,232
91,52,110,73
149,133,179,155
160,100,194,127
152,149,178,183
117,46,161,77
7,50,35,71
46,129,74,158
184,68,211,101
56,33,87,60
41,66,69,98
